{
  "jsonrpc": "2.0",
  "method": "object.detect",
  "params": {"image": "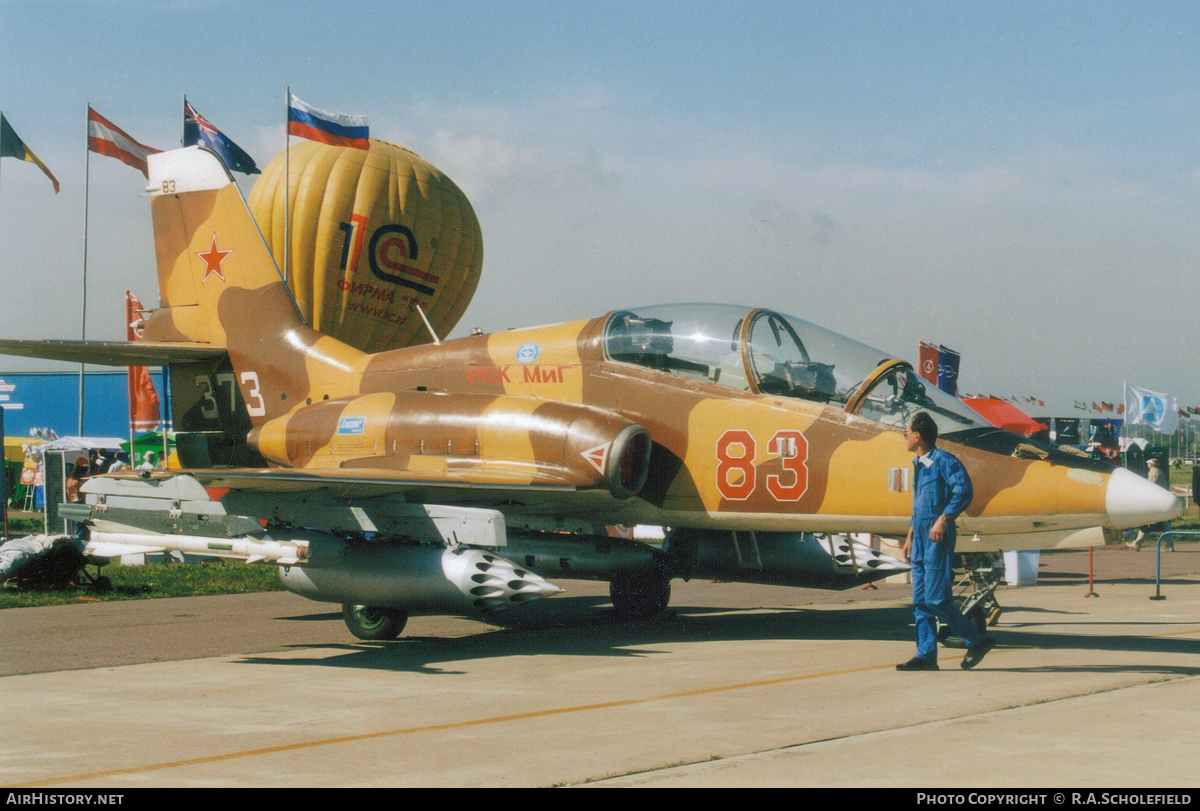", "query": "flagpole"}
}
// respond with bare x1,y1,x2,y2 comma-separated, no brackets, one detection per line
0,113,5,239
162,401,169,470
125,291,134,466
79,105,92,437
0,116,5,244
163,366,171,469
1120,382,1127,463
285,86,290,286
